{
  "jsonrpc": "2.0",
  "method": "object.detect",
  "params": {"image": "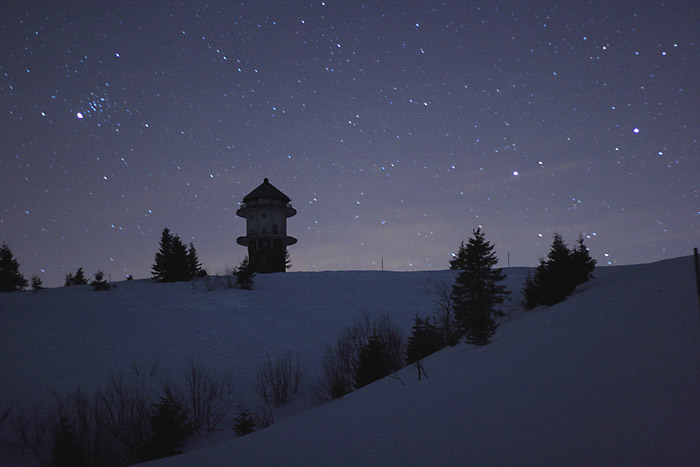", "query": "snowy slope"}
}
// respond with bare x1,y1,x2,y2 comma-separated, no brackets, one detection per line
2,257,699,465
2,268,511,407
142,256,700,466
